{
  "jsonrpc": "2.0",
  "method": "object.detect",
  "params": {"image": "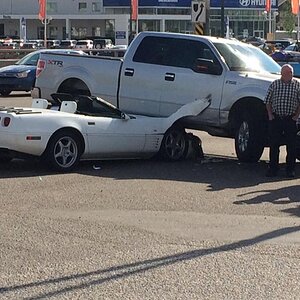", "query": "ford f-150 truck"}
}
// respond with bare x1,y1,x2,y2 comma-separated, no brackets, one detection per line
32,31,283,162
